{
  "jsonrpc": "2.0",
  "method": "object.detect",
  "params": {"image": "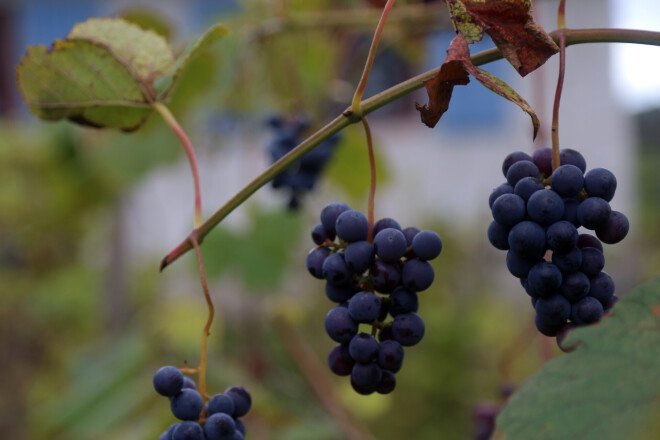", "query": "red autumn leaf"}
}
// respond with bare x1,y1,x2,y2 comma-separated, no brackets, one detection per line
415,36,470,128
